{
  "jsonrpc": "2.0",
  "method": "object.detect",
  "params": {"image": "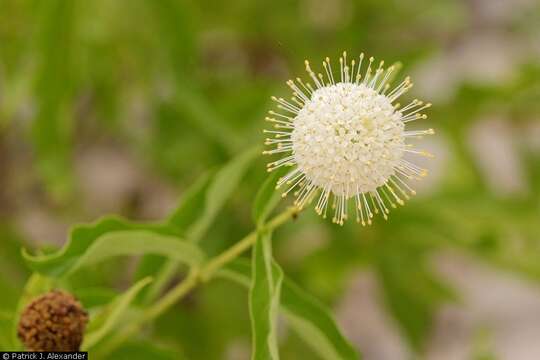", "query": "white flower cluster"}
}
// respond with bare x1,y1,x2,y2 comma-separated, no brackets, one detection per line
264,52,434,225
